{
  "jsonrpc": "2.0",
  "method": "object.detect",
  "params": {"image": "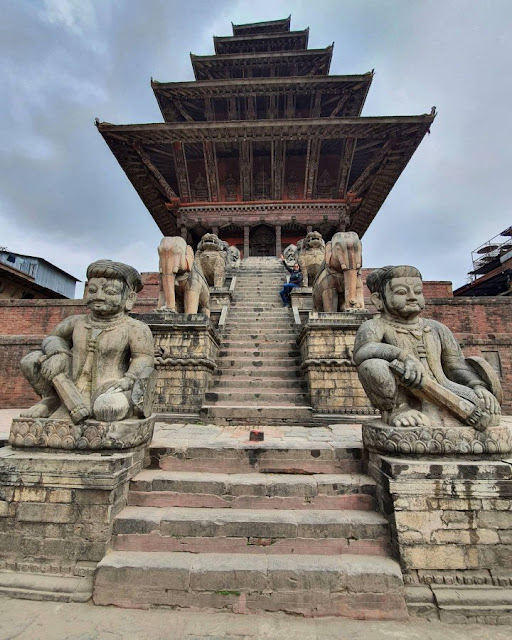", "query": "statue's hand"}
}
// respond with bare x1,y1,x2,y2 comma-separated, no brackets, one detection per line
473,386,500,414
399,356,425,389
102,377,134,395
41,353,70,381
